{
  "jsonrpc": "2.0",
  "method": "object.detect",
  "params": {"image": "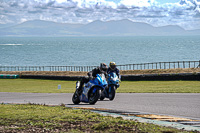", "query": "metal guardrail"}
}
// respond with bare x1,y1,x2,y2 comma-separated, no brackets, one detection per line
0,60,199,72
0,66,98,72
117,60,200,71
